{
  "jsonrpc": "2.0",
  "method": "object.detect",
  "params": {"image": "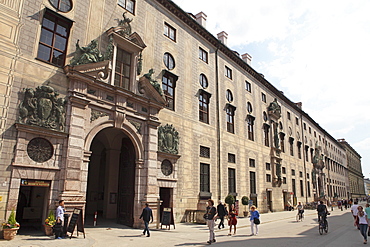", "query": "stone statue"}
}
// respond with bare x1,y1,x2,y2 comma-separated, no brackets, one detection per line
137,52,143,75
158,124,179,154
268,98,281,117
276,162,282,179
18,85,67,132
144,69,163,95
115,12,132,36
70,39,104,65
